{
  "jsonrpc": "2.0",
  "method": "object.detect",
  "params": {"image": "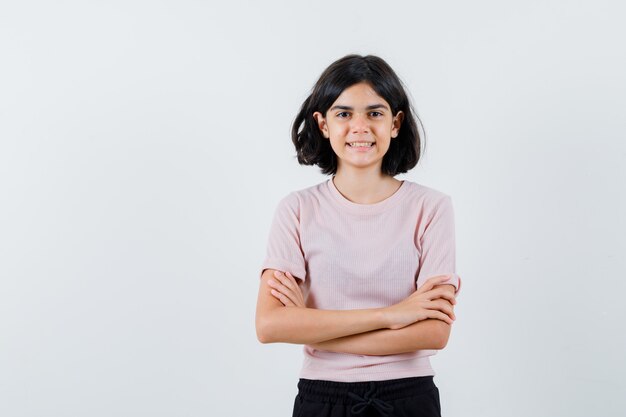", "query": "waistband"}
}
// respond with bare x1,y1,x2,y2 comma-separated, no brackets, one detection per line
297,375,436,403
